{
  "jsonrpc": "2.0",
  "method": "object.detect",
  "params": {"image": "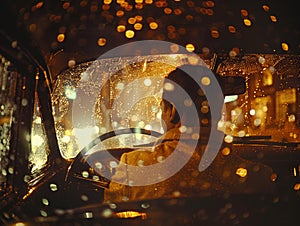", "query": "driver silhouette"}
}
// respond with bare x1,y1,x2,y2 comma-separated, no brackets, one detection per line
104,65,275,202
